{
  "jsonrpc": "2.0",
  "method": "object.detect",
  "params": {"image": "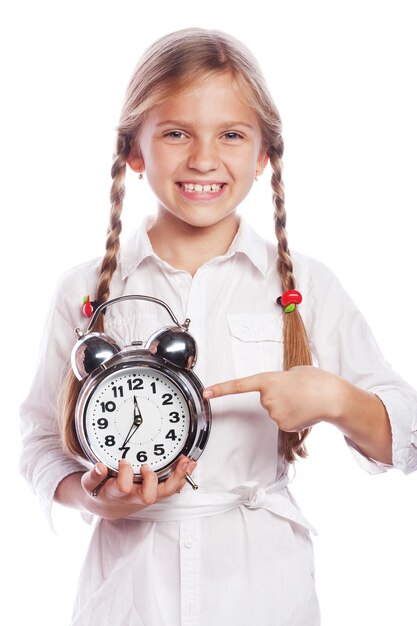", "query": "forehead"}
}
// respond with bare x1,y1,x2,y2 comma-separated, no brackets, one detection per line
146,72,260,128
